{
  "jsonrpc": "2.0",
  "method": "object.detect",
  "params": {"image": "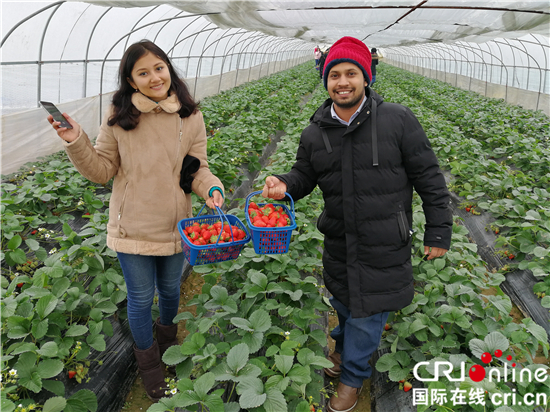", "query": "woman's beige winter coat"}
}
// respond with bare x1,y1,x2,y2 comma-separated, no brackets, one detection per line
64,92,223,256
